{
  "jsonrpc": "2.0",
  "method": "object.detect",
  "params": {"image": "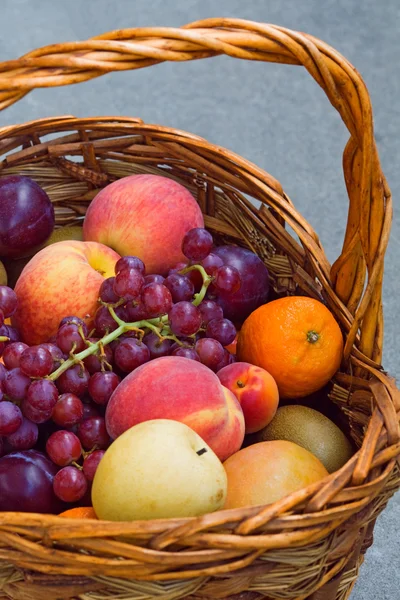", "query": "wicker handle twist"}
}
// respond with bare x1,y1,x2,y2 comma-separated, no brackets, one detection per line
0,18,392,364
